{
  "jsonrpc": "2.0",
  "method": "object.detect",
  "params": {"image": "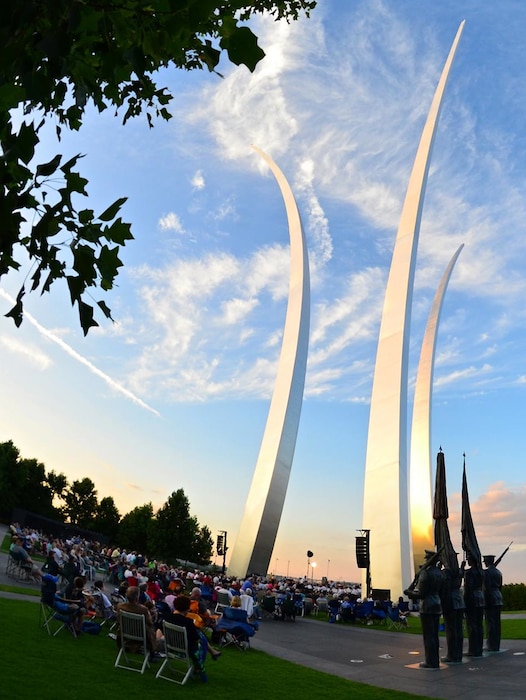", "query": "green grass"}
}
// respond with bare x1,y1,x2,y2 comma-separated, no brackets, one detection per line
0,598,432,700
0,583,40,596
313,613,526,639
